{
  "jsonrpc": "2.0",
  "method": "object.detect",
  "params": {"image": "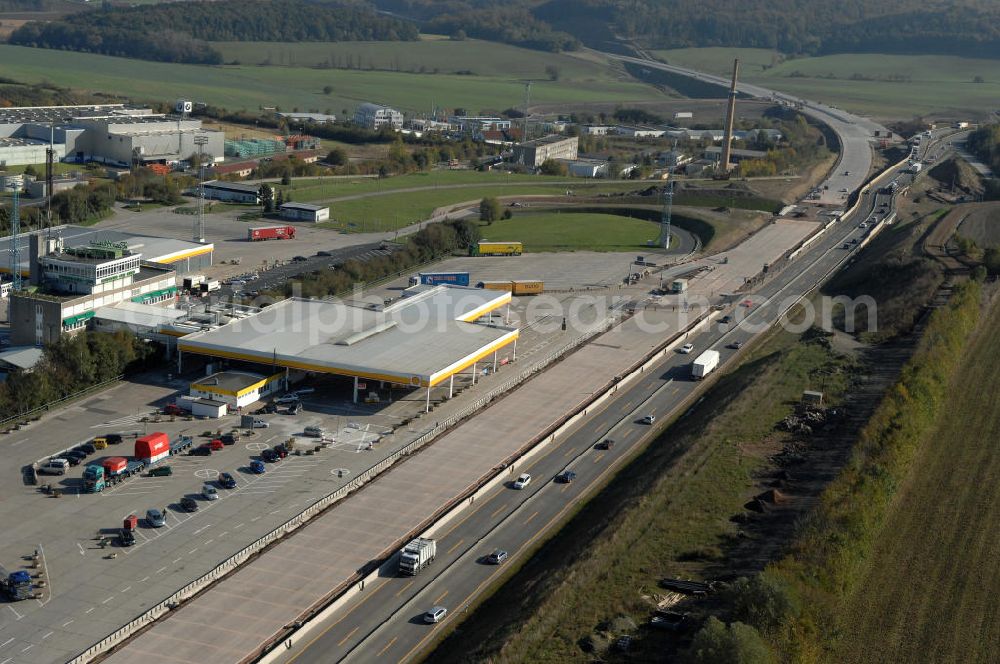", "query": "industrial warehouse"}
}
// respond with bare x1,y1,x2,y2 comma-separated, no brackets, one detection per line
177,285,519,411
